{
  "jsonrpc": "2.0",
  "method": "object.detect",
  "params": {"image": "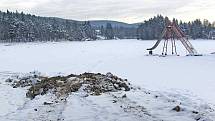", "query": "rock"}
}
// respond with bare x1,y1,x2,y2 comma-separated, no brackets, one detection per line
5,78,13,83
122,94,127,98
93,89,102,96
43,102,53,105
13,86,18,88
113,100,117,103
155,95,159,98
195,115,201,121
34,109,38,111
172,105,181,112
192,111,199,114
84,94,89,97
113,83,119,89
119,82,130,91
106,72,114,78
